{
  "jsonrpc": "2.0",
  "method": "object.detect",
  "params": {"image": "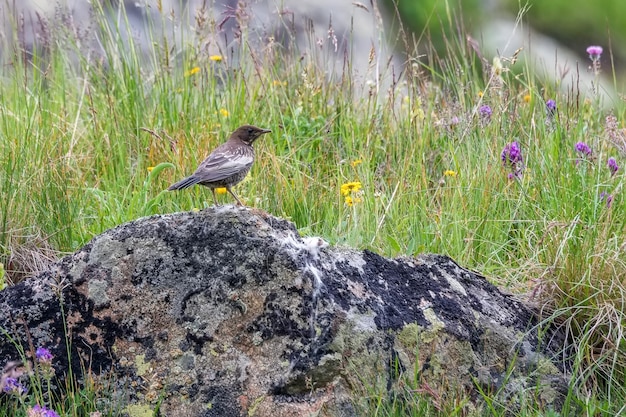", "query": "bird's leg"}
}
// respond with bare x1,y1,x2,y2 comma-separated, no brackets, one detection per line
227,188,244,206
211,189,220,206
